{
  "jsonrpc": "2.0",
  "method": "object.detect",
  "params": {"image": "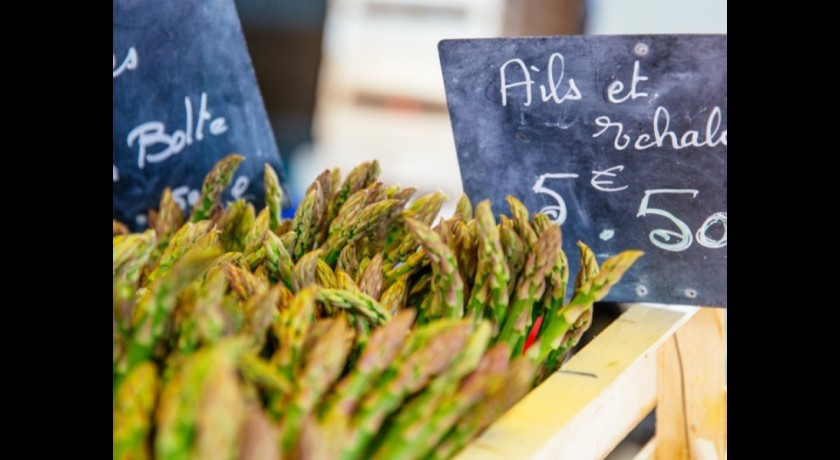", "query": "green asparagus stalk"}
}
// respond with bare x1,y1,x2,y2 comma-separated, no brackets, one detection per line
315,288,390,325
379,274,409,315
337,243,359,279
322,309,417,419
404,217,464,320
449,220,477,299
292,249,321,292
155,338,248,460
496,225,561,355
189,153,245,222
263,163,285,234
321,199,401,265
574,240,600,291
114,229,157,324
176,268,228,353
155,187,186,244
146,220,215,284
223,263,267,299
529,249,643,364
114,362,160,460
272,286,316,380
281,318,355,456
506,195,538,248
339,319,473,460
328,160,381,227
239,405,282,460
383,191,447,270
498,215,527,284
455,194,473,220
431,357,537,460
217,199,255,253
114,219,129,236
291,180,327,260
313,258,337,289
243,208,270,256
116,248,220,384
241,285,283,350
263,229,294,290
238,353,293,397
466,201,509,327
359,253,384,300
384,343,511,460
372,321,492,460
